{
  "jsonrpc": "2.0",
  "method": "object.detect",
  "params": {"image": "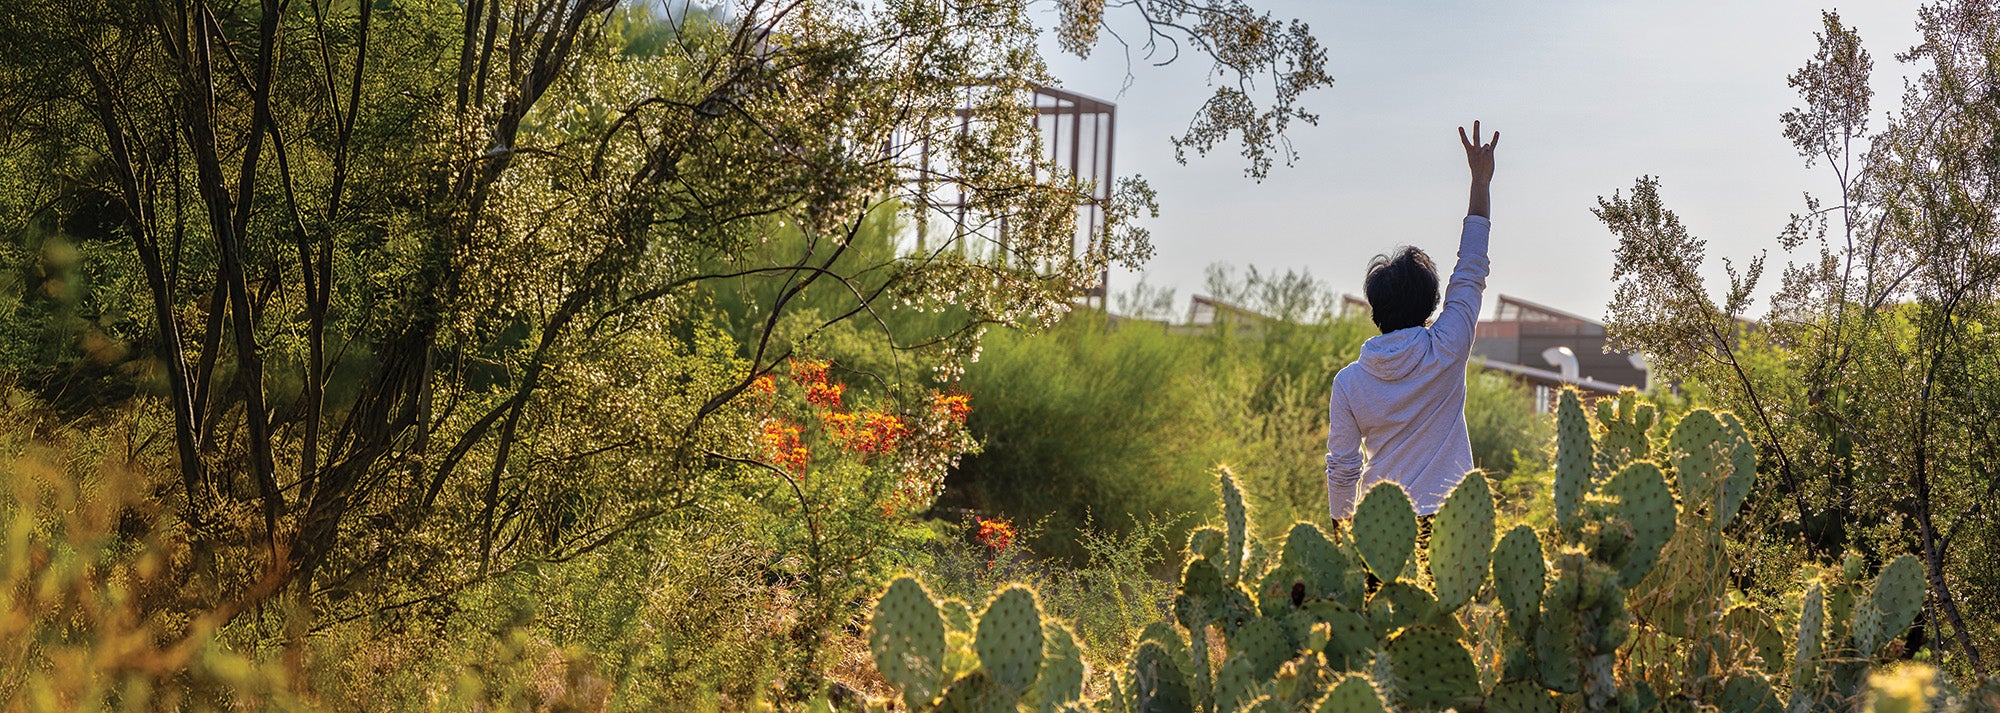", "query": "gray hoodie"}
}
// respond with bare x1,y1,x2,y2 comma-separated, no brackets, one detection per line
1325,215,1490,519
